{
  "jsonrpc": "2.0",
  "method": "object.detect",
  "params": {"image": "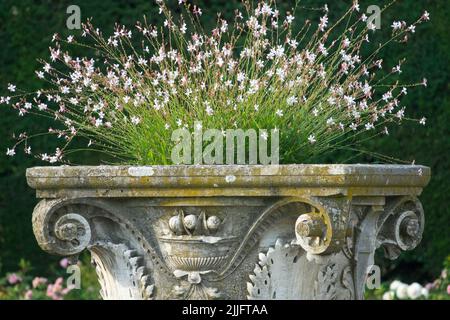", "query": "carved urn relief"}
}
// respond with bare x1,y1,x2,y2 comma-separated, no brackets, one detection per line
27,165,430,300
